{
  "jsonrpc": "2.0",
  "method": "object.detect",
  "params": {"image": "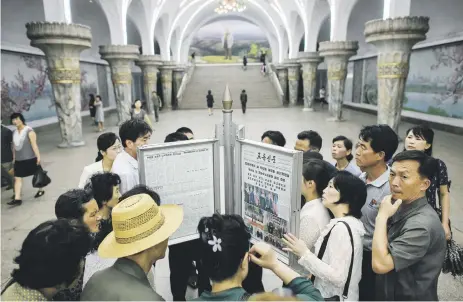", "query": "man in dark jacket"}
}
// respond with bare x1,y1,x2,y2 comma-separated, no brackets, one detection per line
240,90,248,114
